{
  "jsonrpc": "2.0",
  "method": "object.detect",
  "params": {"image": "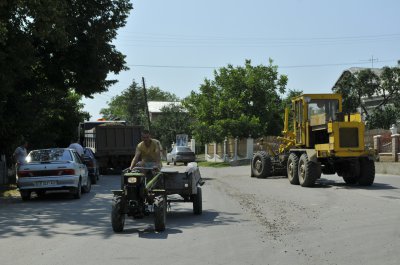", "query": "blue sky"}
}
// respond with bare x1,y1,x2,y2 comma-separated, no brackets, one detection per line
82,0,400,119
